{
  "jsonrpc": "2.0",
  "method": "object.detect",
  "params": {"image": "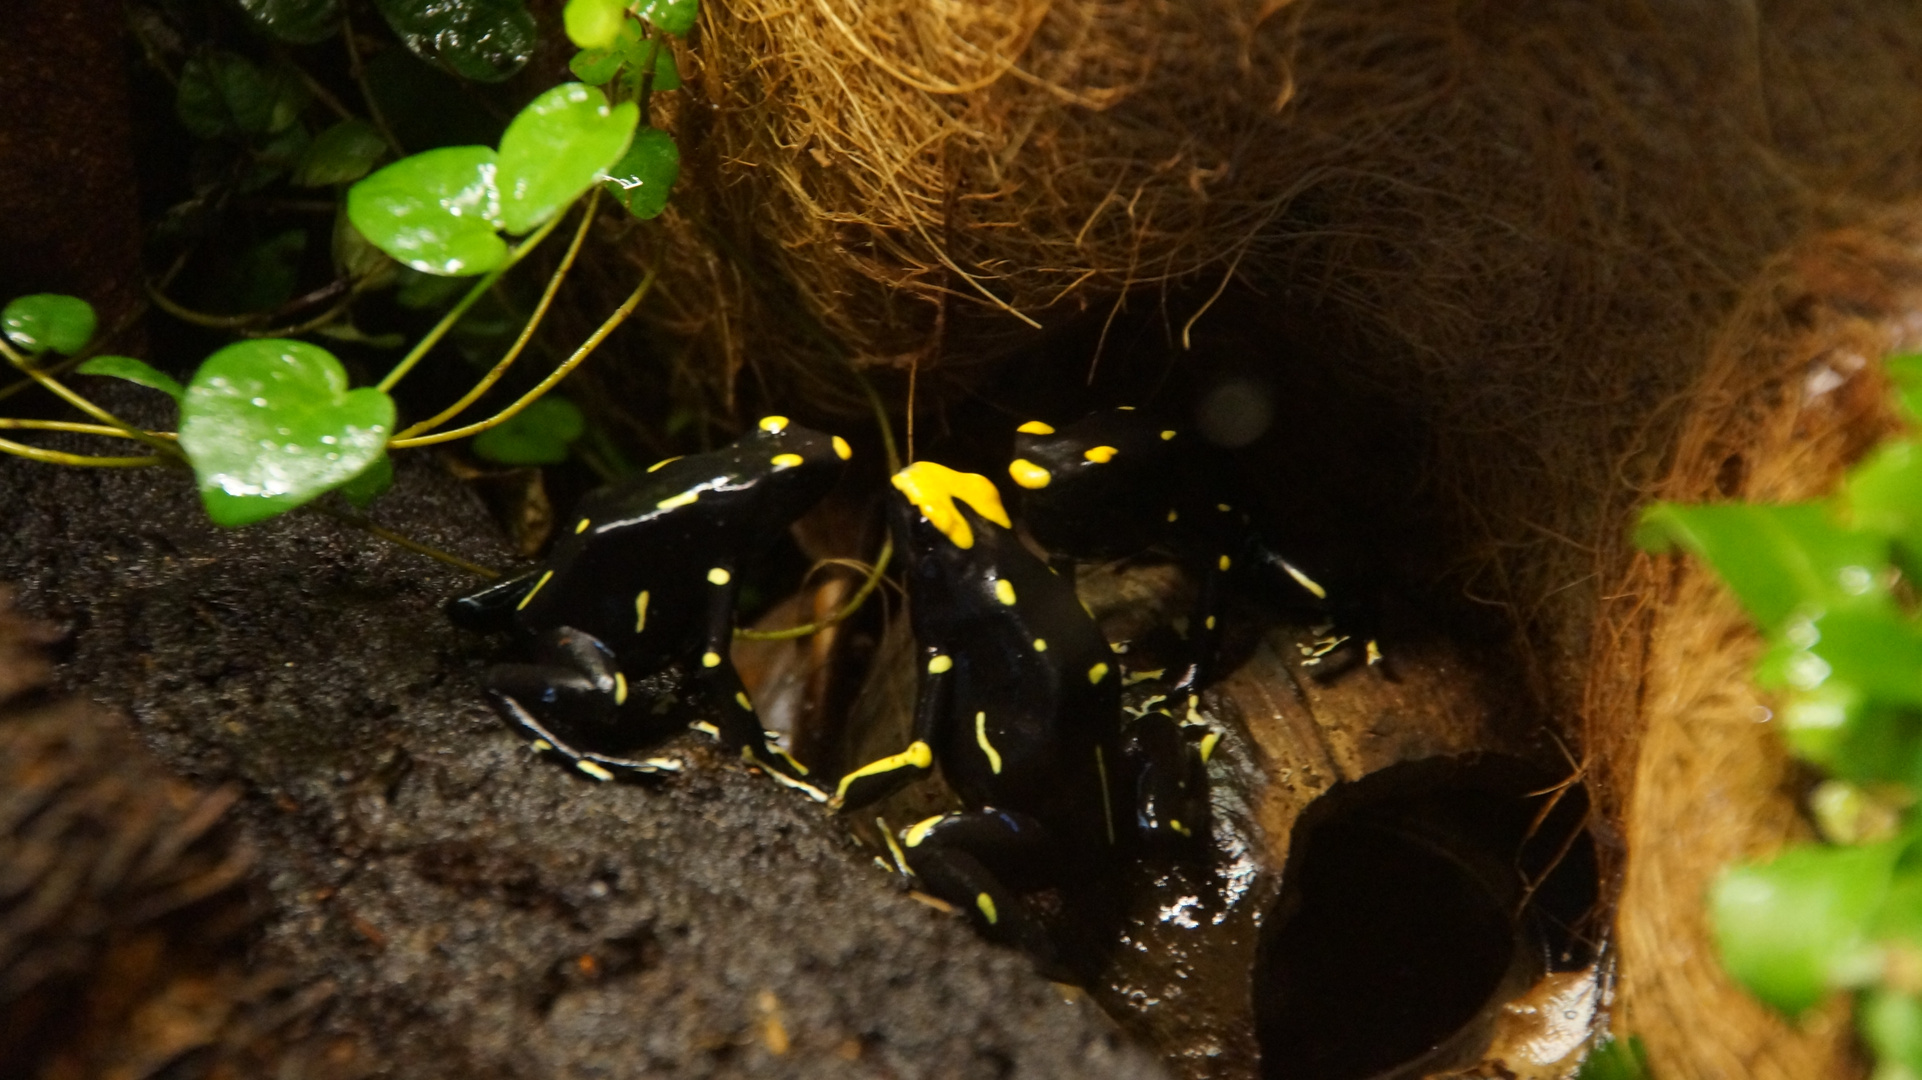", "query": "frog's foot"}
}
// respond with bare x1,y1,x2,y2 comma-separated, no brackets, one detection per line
899,809,1058,966
488,691,684,782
